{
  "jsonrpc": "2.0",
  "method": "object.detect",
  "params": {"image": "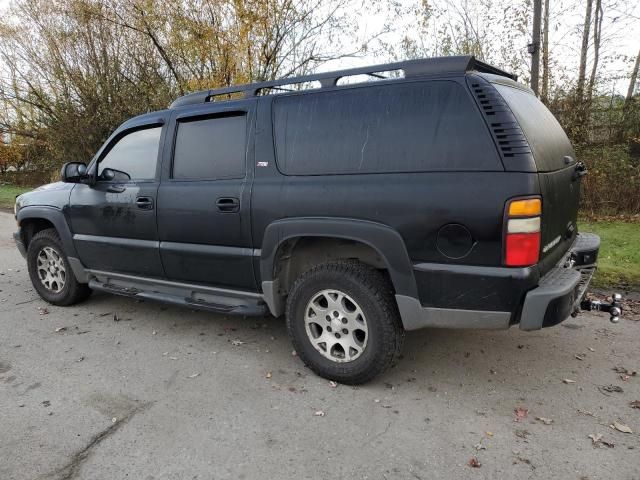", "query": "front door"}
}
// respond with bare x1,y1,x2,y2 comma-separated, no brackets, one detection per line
156,102,256,290
68,119,166,277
